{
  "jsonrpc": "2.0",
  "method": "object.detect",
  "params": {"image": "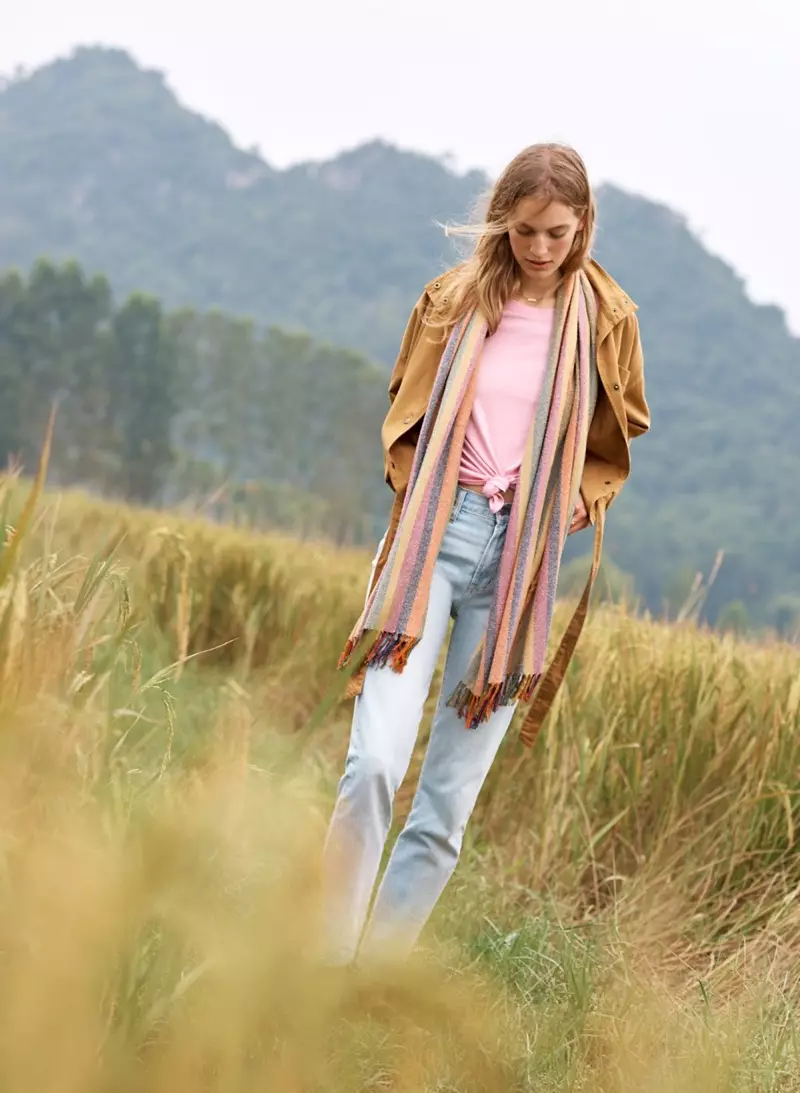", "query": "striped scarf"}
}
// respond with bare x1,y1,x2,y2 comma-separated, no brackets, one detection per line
339,271,598,730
